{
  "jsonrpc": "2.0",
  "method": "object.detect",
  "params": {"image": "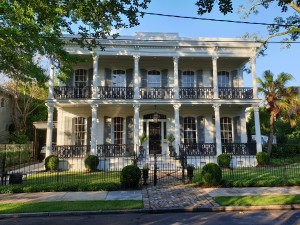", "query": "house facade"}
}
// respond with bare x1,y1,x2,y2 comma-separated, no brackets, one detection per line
45,32,262,169
0,87,13,143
